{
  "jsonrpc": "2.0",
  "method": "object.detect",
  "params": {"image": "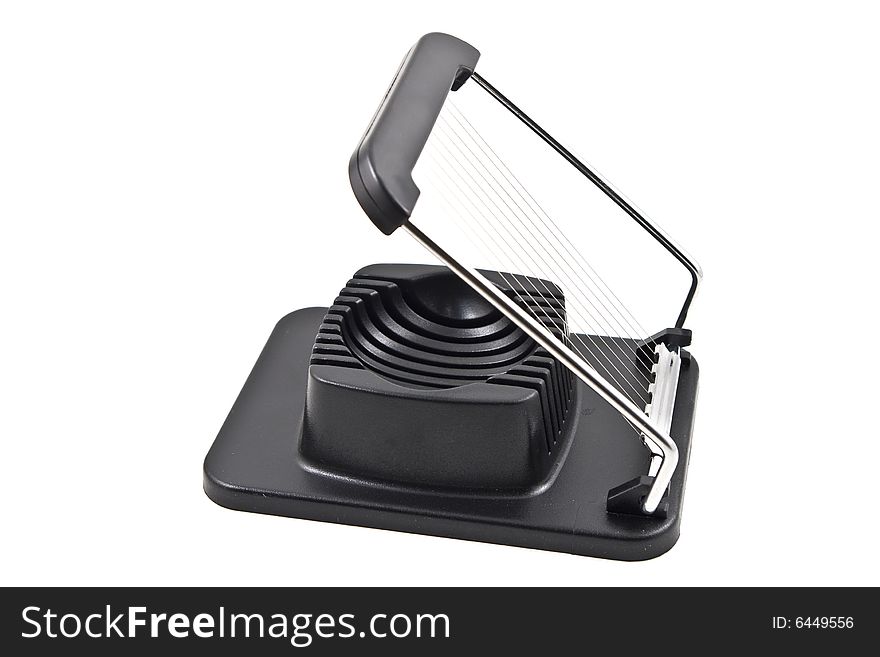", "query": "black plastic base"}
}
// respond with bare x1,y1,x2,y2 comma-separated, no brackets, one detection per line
204,308,699,561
